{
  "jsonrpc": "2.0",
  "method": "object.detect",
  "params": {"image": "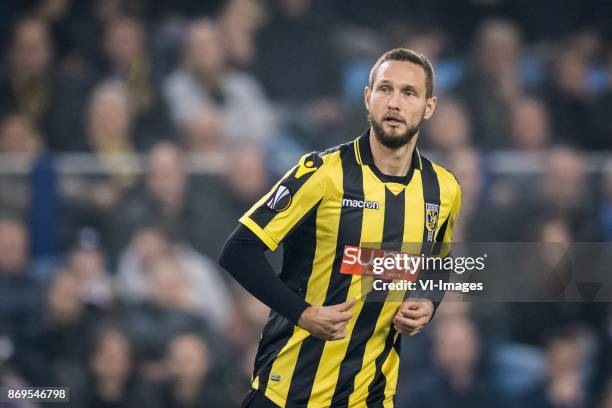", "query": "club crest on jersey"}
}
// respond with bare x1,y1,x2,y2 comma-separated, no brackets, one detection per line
425,203,440,242
267,185,292,212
